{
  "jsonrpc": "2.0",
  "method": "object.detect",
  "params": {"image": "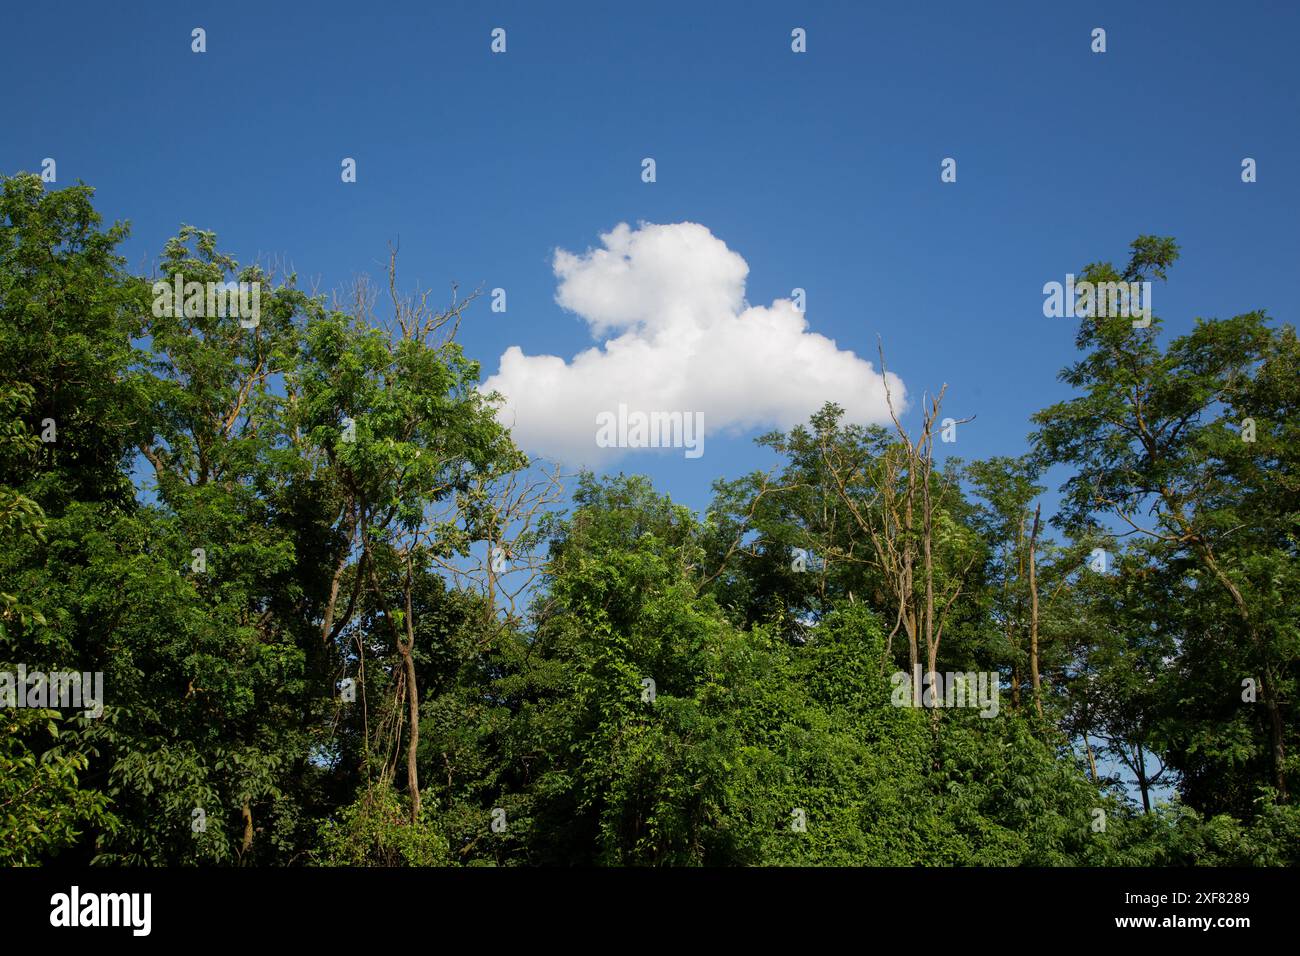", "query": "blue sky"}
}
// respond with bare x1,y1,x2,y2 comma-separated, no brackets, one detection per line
4,0,1297,521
